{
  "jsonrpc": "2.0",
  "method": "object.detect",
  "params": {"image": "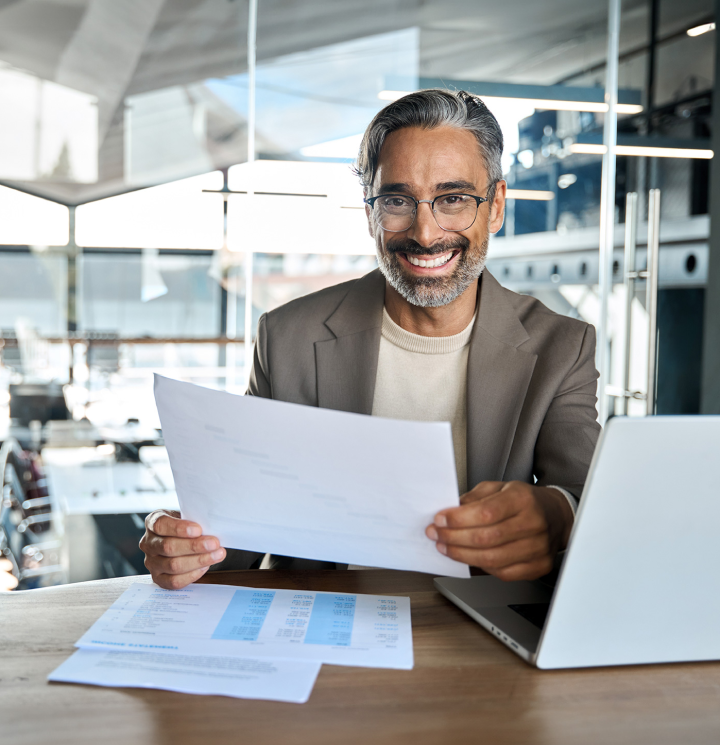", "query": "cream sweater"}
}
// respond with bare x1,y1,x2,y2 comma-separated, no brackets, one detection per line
371,306,476,494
